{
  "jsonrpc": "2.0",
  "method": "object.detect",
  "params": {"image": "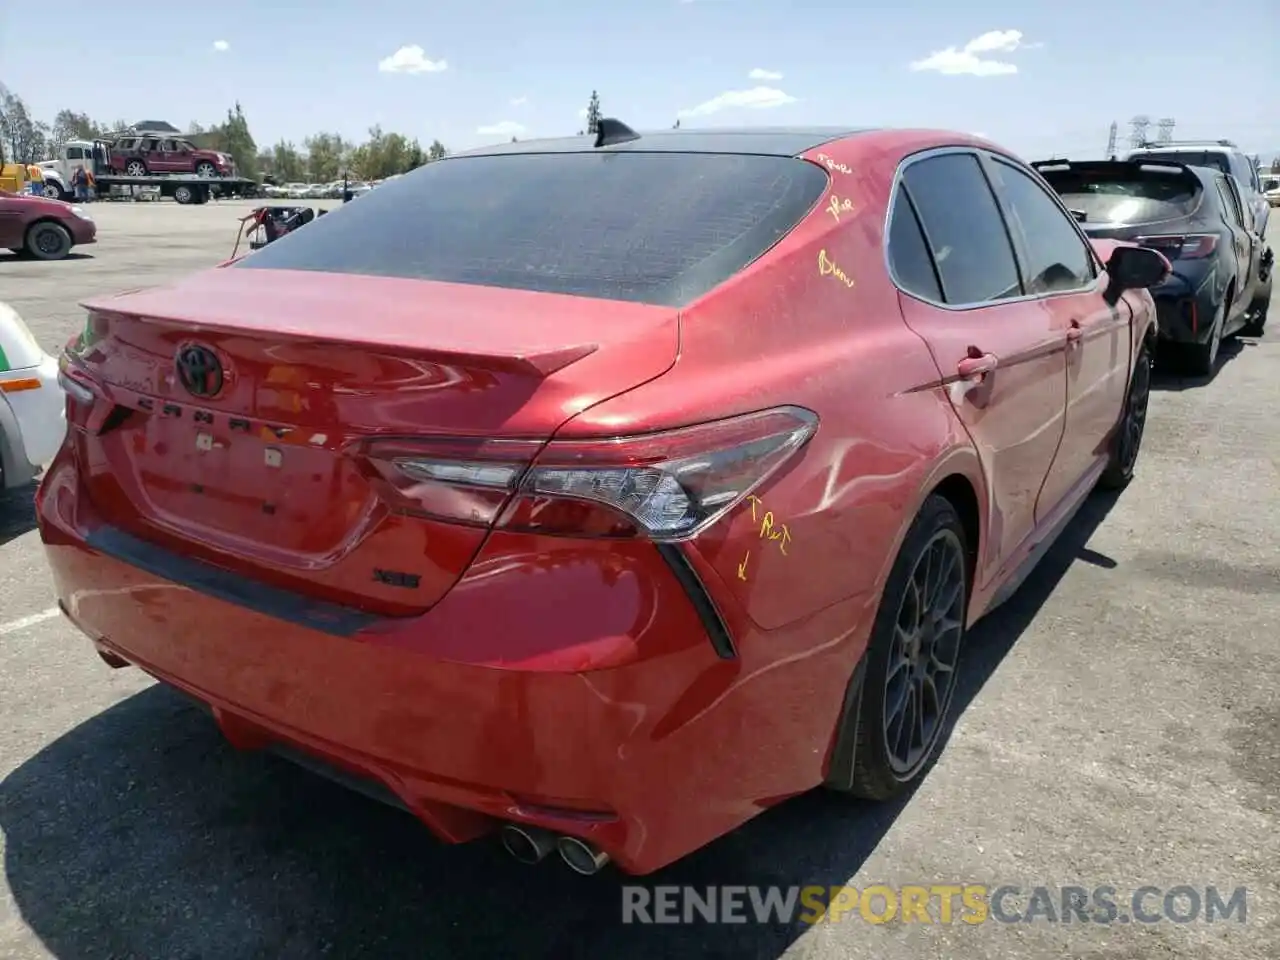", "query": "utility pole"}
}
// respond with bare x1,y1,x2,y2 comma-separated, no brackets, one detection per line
1105,121,1118,159
1129,115,1151,149
1156,118,1176,144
